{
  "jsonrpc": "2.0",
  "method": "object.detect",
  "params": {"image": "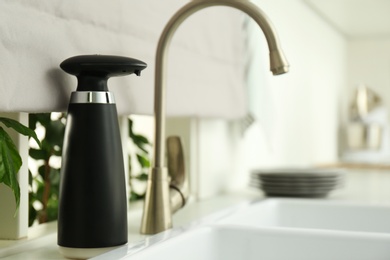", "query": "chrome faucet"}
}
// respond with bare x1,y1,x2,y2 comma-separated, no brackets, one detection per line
140,0,289,235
